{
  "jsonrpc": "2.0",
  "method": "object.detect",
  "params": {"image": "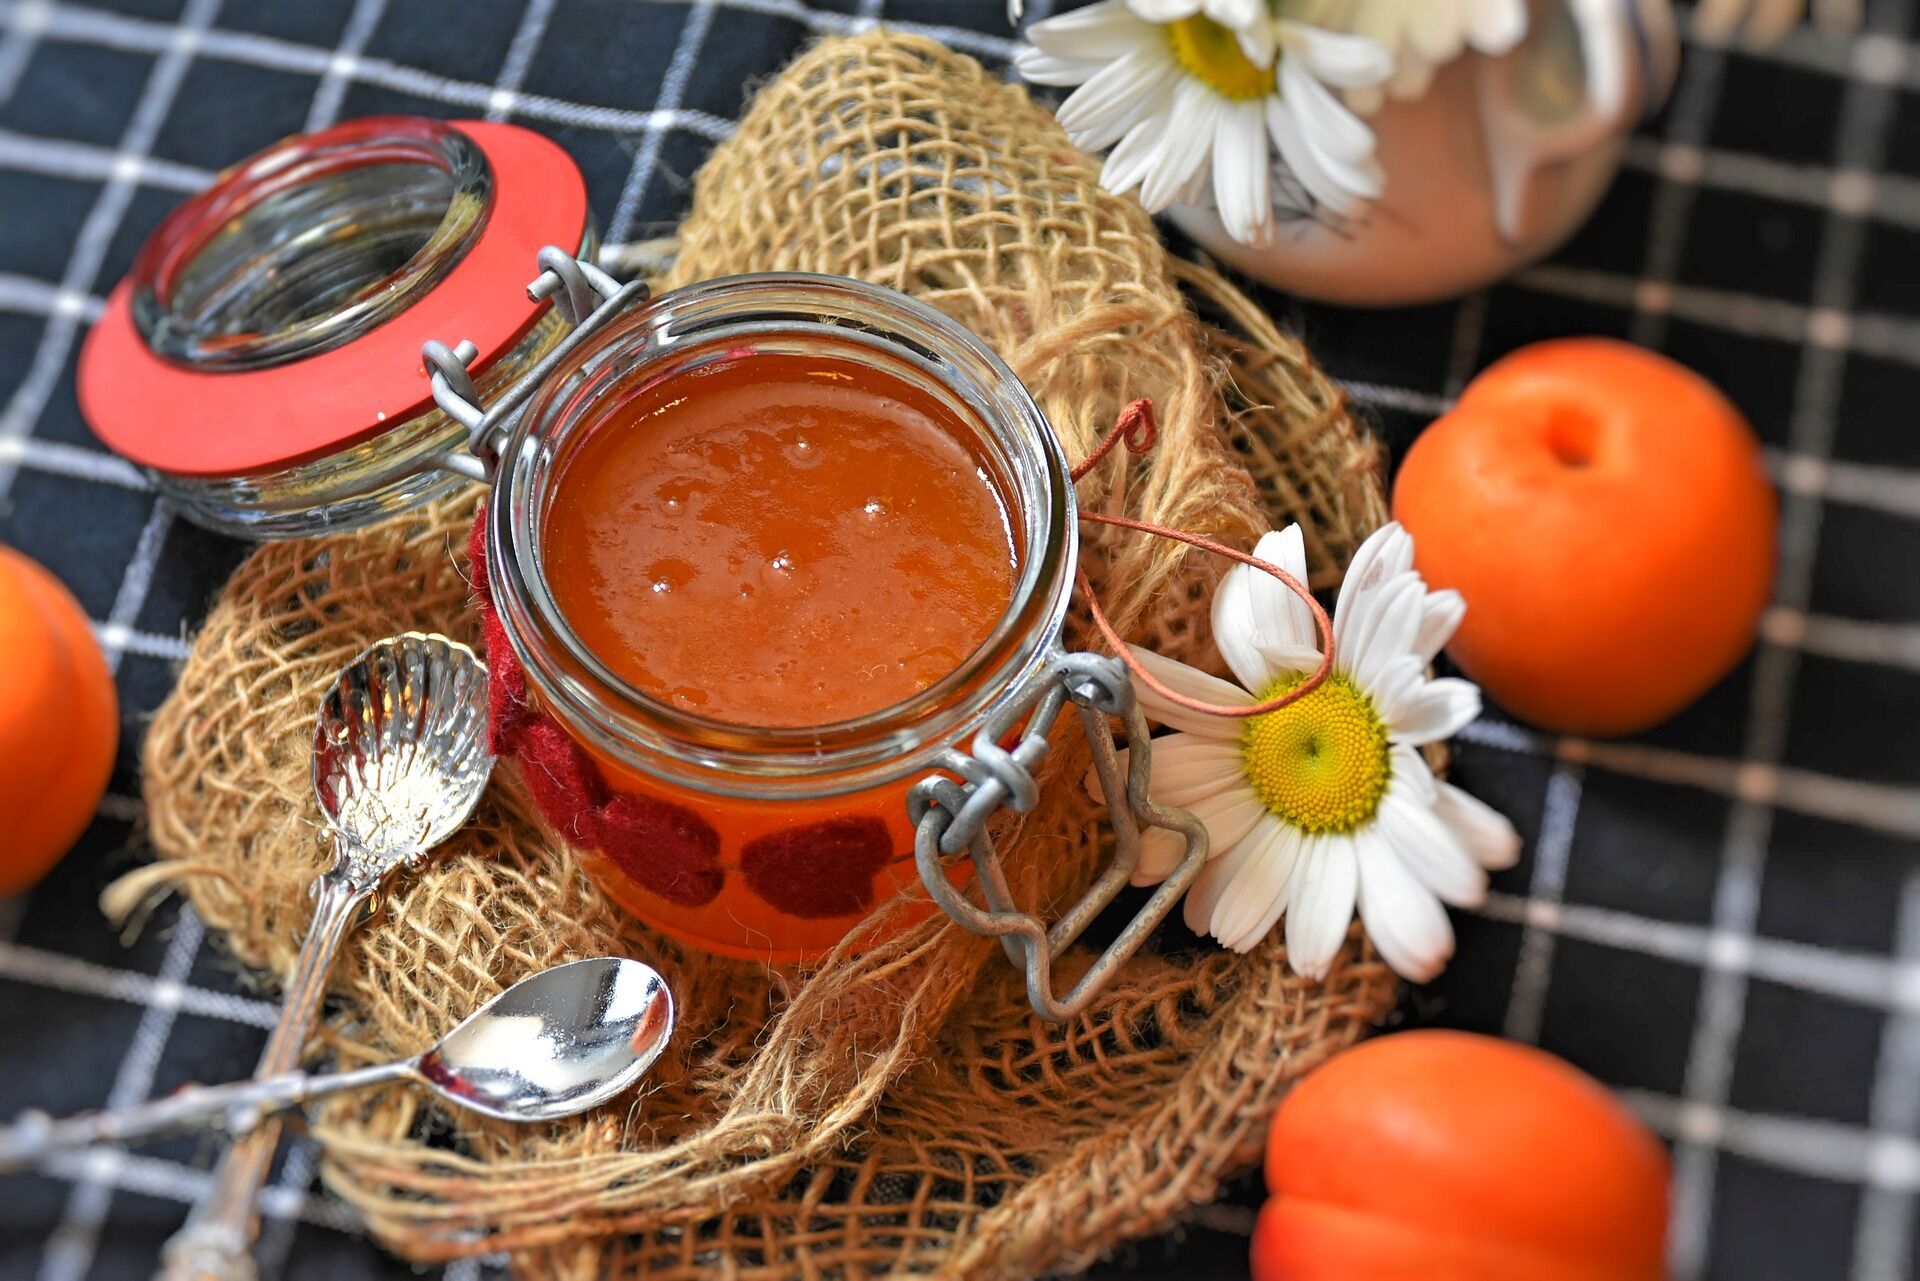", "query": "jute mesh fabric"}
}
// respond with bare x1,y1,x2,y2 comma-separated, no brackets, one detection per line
125,33,1398,1279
